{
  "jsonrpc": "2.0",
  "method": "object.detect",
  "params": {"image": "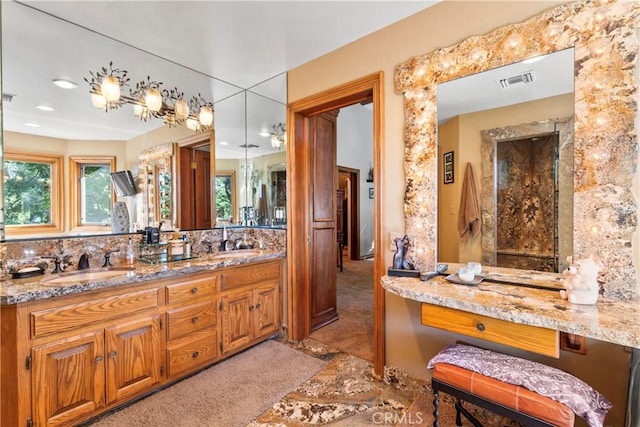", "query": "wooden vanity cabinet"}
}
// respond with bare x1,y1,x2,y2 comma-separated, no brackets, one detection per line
220,260,281,354
165,273,219,378
27,285,164,427
1,259,283,427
